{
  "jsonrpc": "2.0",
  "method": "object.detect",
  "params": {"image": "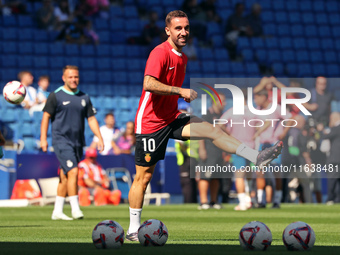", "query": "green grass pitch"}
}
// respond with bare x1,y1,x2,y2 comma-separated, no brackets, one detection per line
0,204,339,255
